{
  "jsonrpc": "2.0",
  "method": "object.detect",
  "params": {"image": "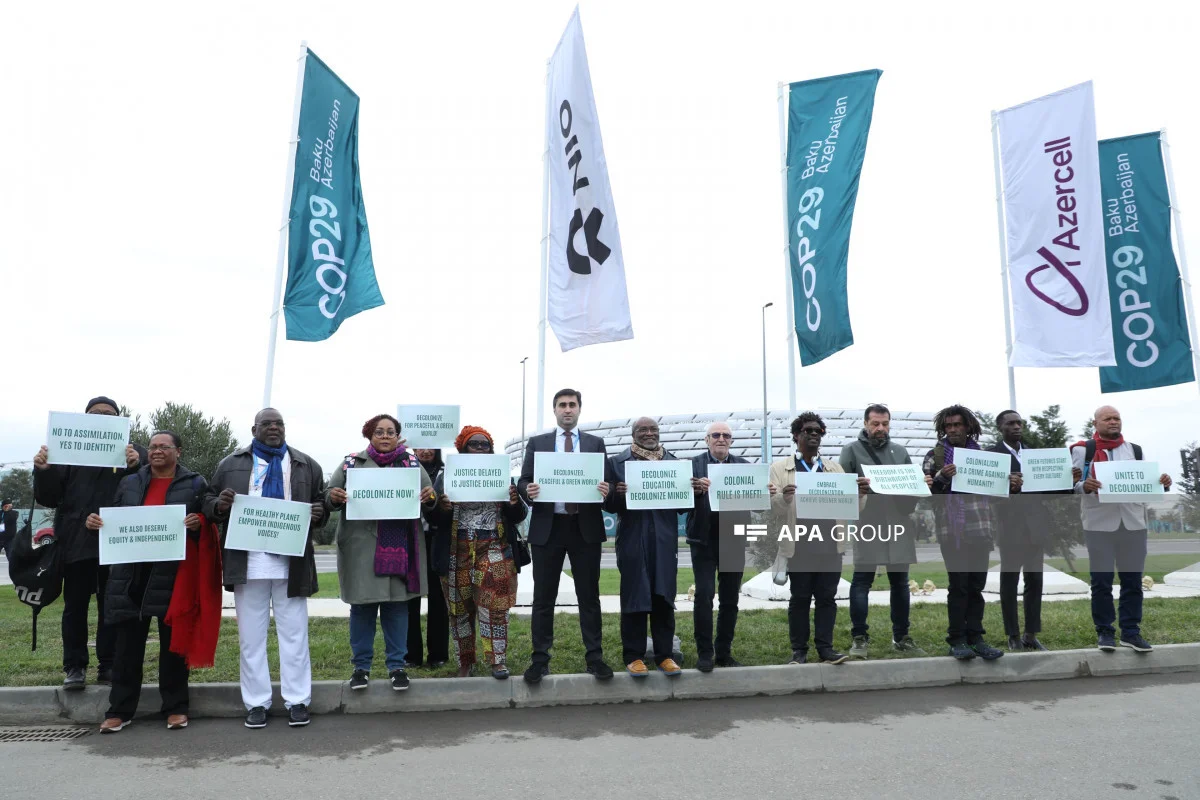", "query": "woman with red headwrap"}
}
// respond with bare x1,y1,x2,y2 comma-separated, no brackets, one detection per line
435,425,526,679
